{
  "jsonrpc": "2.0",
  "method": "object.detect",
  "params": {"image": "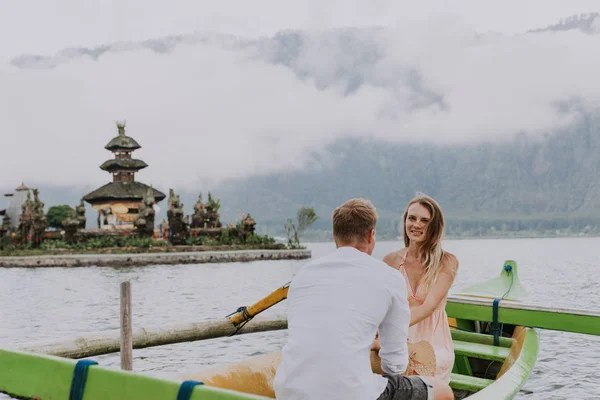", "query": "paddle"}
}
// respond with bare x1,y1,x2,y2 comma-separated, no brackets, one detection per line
228,282,290,327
